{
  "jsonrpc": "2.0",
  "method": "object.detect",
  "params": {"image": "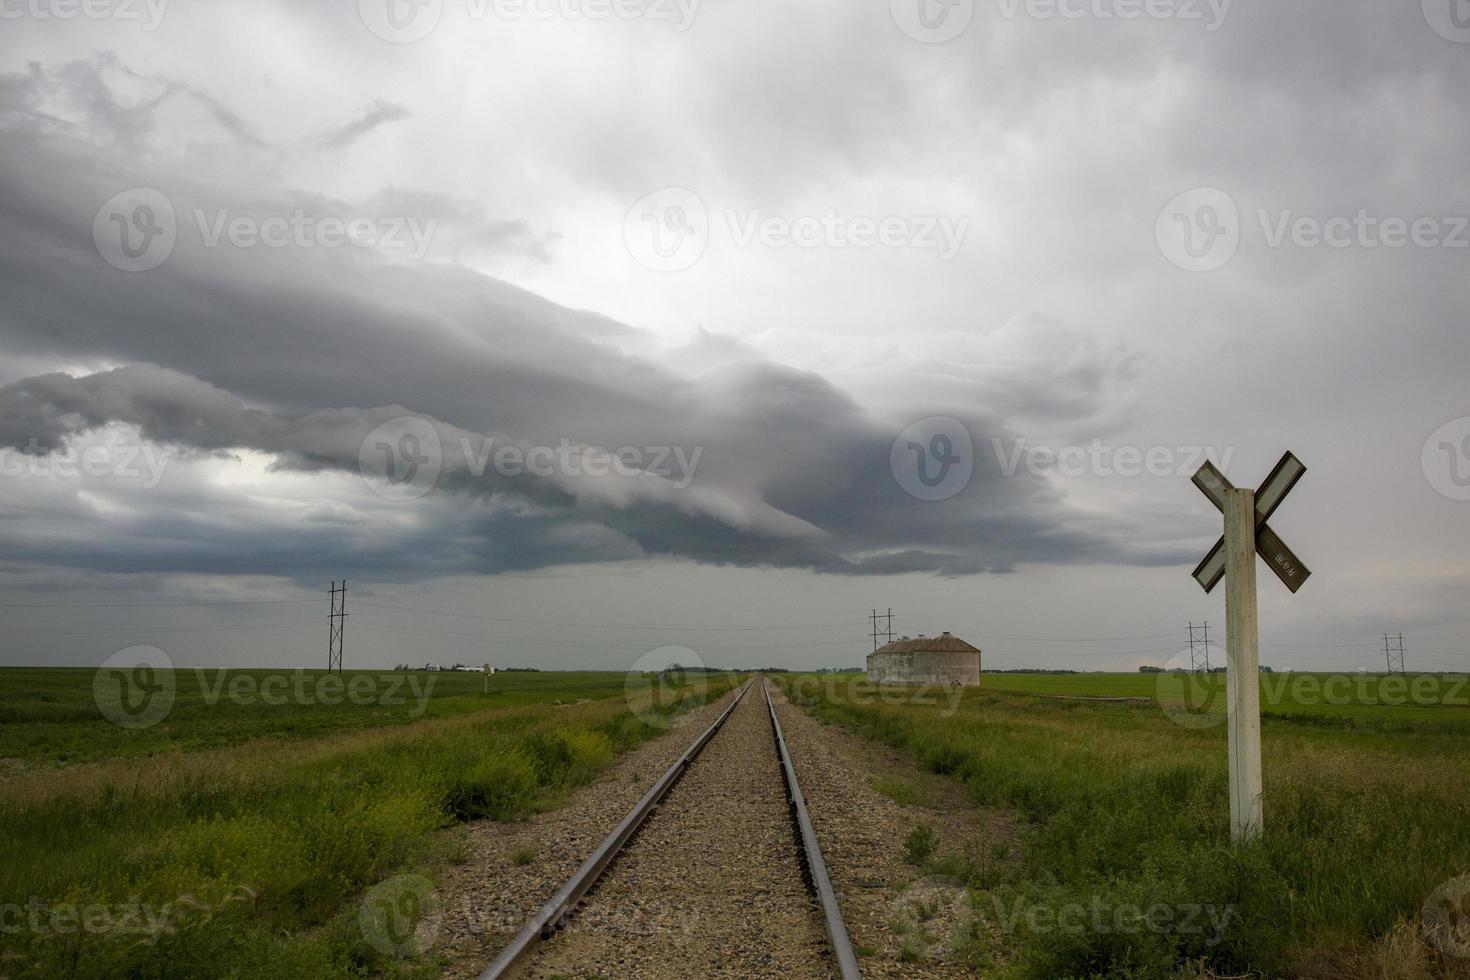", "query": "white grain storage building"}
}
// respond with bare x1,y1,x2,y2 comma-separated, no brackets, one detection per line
866,632,982,686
